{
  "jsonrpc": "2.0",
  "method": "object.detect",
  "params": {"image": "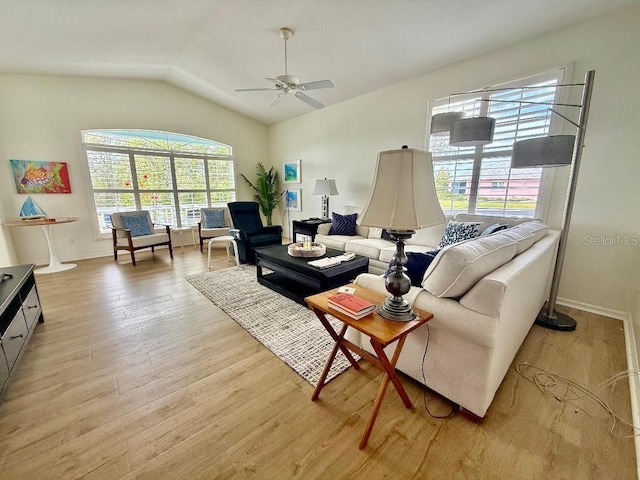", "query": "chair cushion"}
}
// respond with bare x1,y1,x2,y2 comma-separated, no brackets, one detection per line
386,250,440,287
120,213,153,237
329,212,357,236
438,220,482,248
203,210,225,228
